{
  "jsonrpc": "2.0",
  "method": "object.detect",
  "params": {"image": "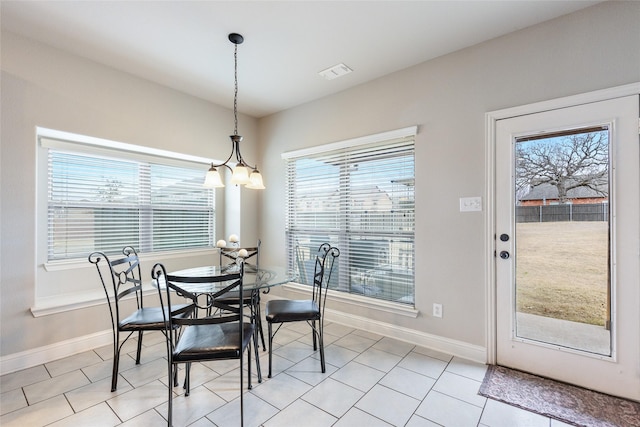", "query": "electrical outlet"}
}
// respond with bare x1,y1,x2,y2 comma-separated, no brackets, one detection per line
433,303,443,318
